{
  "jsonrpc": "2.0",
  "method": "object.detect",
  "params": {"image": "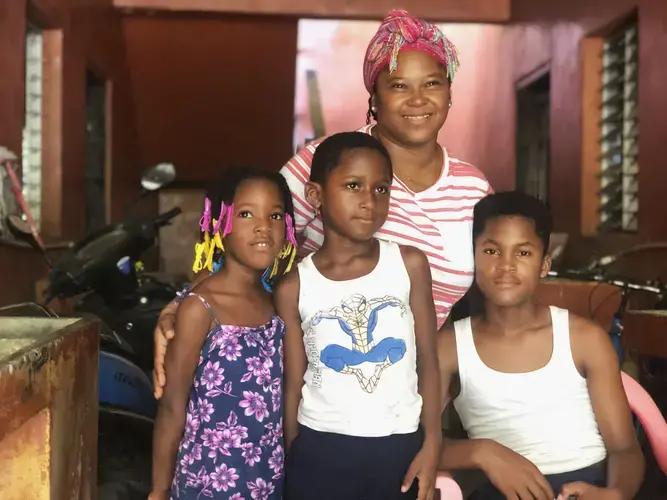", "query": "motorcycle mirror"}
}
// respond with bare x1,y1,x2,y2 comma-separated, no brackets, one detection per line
6,214,35,242
140,163,176,191
5,215,50,265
